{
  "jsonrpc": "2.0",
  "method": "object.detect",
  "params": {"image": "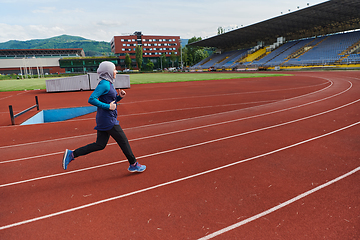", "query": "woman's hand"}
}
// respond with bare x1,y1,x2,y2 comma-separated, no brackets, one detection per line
109,101,117,110
117,89,126,98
